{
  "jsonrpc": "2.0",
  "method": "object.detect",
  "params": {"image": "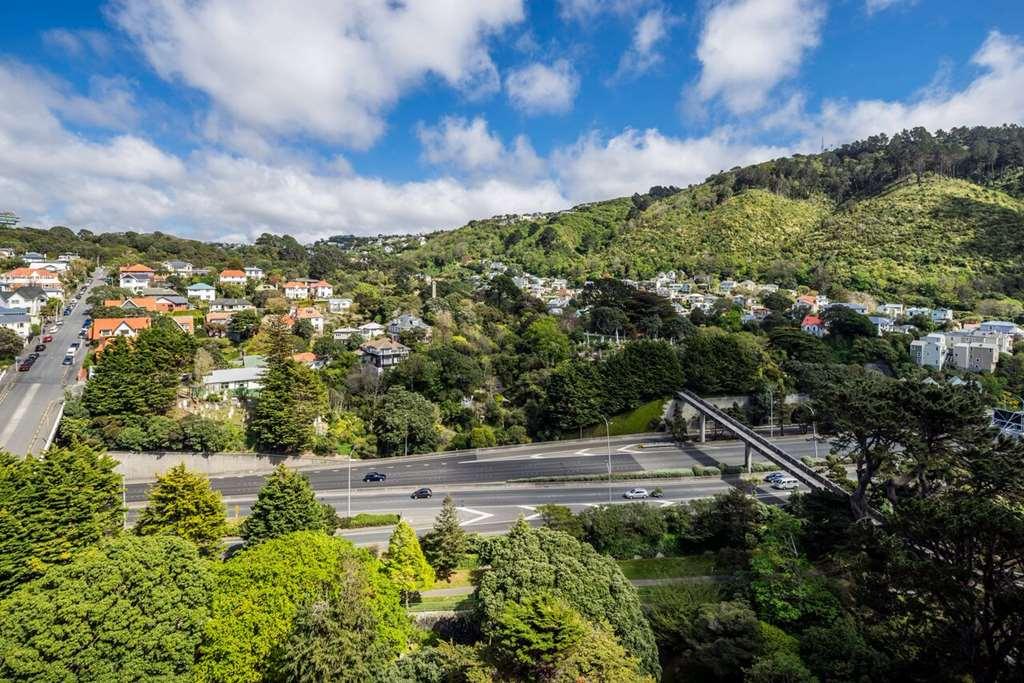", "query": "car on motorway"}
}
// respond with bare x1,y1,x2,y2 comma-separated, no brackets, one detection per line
410,487,433,499
623,488,650,499
764,472,788,483
363,472,387,482
34,344,46,352
62,355,74,366
42,335,53,343
771,478,799,491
